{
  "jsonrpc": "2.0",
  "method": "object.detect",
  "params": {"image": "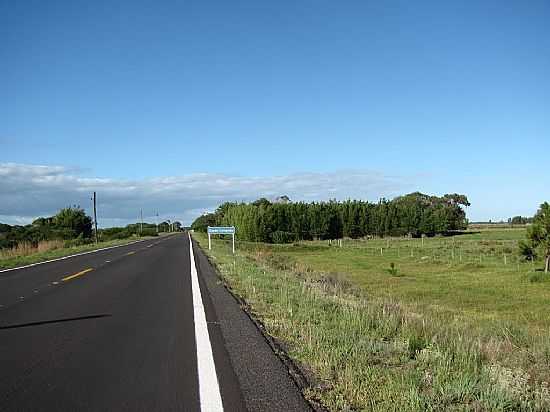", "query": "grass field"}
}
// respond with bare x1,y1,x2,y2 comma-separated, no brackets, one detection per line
0,236,155,270
195,228,550,411
277,229,549,333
